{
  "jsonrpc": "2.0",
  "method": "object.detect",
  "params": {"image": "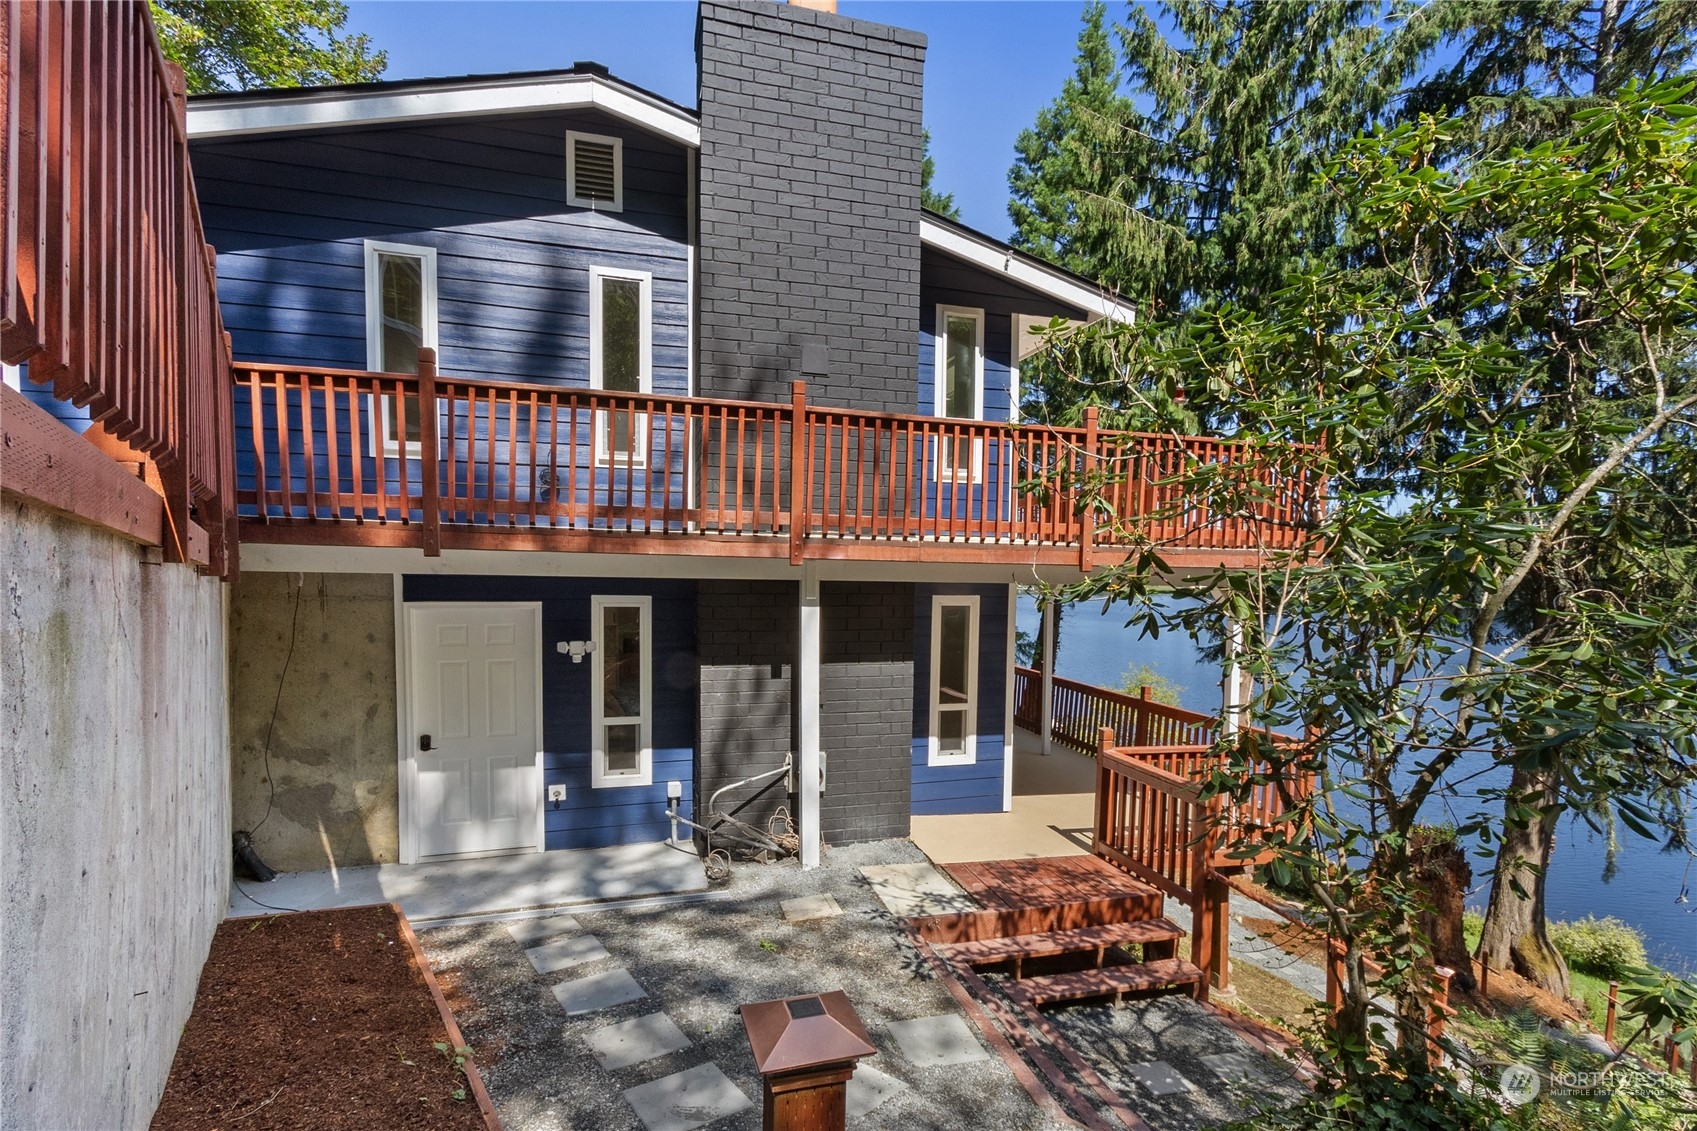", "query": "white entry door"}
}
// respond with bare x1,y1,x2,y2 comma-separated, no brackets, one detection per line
407,603,542,859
